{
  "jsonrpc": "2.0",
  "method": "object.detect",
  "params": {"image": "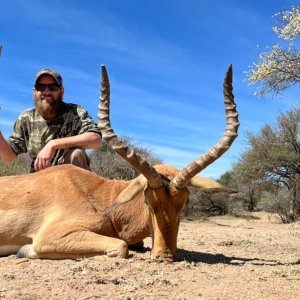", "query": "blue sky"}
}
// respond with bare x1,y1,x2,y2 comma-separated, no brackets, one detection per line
0,0,299,178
